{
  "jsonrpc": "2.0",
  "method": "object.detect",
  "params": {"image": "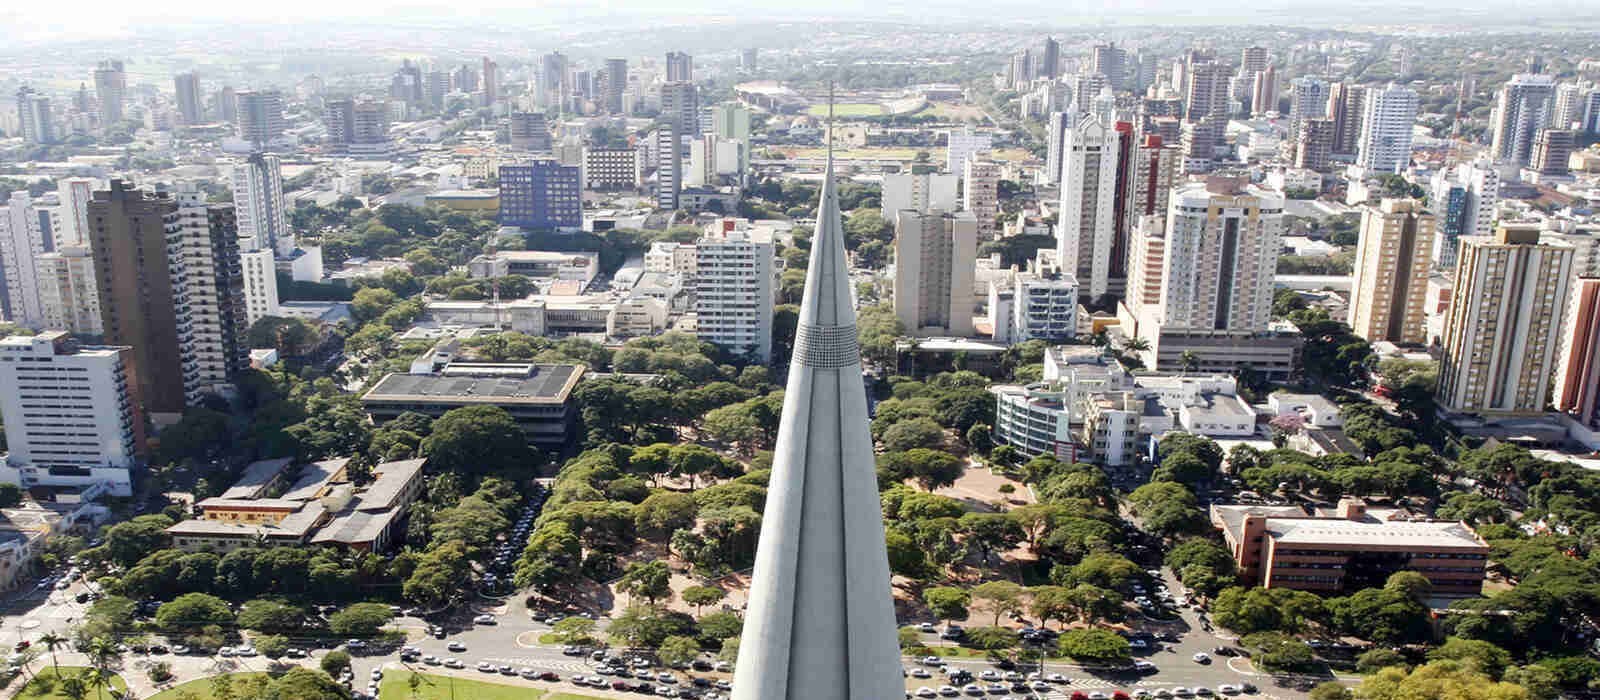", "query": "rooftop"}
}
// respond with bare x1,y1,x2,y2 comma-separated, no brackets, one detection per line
362,364,583,405
218,458,295,500
280,458,352,501
1268,517,1487,549
358,459,425,512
